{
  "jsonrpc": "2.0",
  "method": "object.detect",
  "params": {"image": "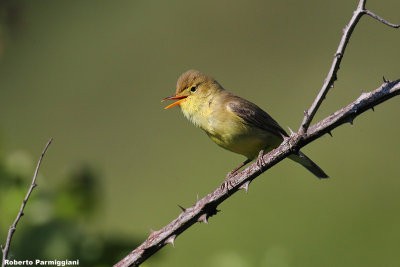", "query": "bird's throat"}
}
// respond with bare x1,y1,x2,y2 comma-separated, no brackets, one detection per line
180,94,215,130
